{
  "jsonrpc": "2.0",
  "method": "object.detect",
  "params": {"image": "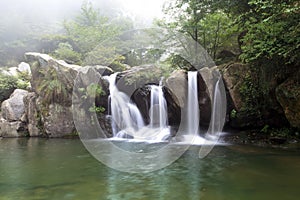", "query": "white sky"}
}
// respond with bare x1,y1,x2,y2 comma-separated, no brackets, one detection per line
0,0,168,40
